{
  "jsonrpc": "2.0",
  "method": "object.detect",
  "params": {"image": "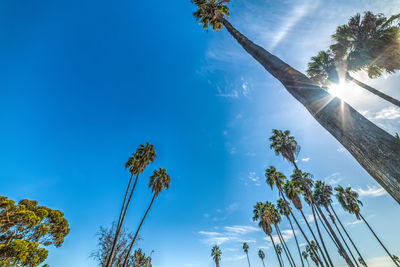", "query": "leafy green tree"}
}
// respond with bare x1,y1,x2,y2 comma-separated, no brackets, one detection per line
335,186,400,267
258,249,266,267
242,242,251,267
211,246,221,267
107,143,156,267
123,168,171,266
191,0,400,204
0,196,70,266
253,202,282,267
